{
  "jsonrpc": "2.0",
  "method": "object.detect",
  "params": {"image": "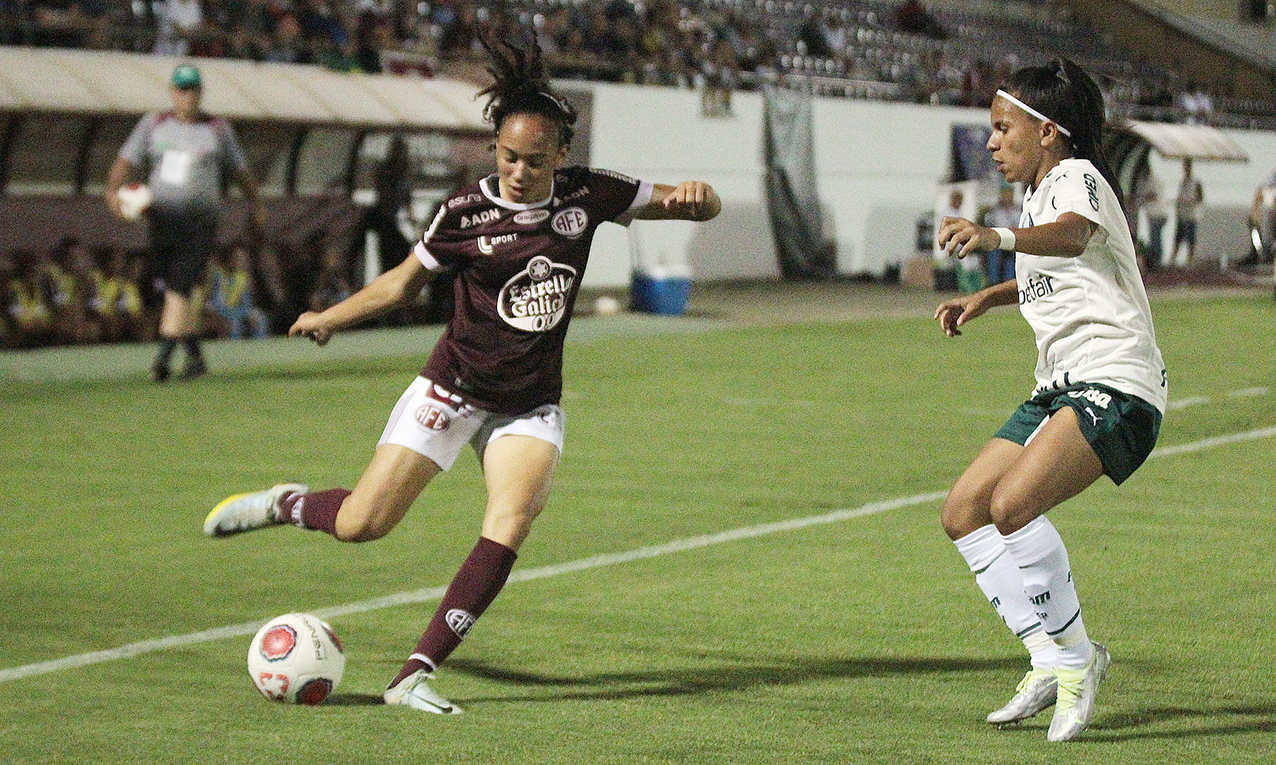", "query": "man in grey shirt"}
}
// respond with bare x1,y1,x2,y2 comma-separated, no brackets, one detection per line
107,63,265,381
